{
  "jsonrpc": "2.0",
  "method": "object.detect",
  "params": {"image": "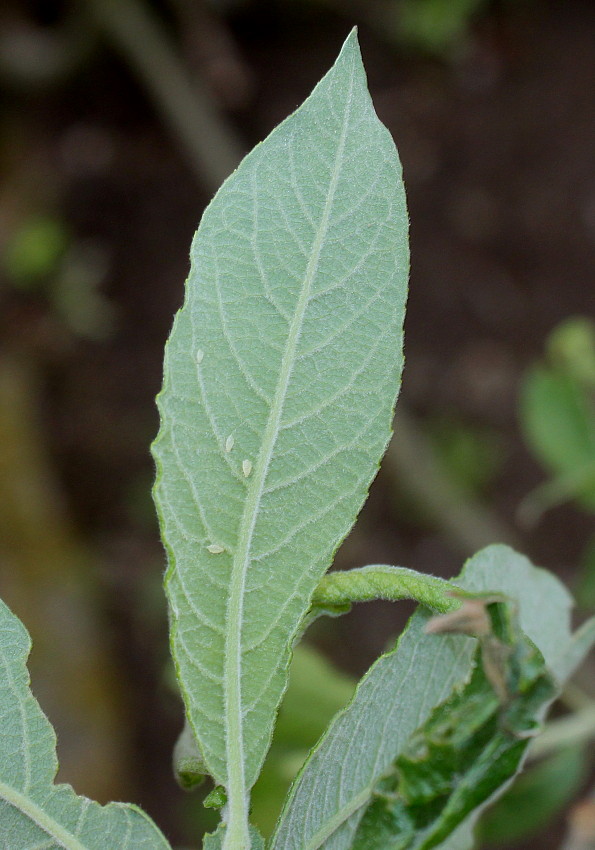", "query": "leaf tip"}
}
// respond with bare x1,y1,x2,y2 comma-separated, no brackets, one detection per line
338,26,362,65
